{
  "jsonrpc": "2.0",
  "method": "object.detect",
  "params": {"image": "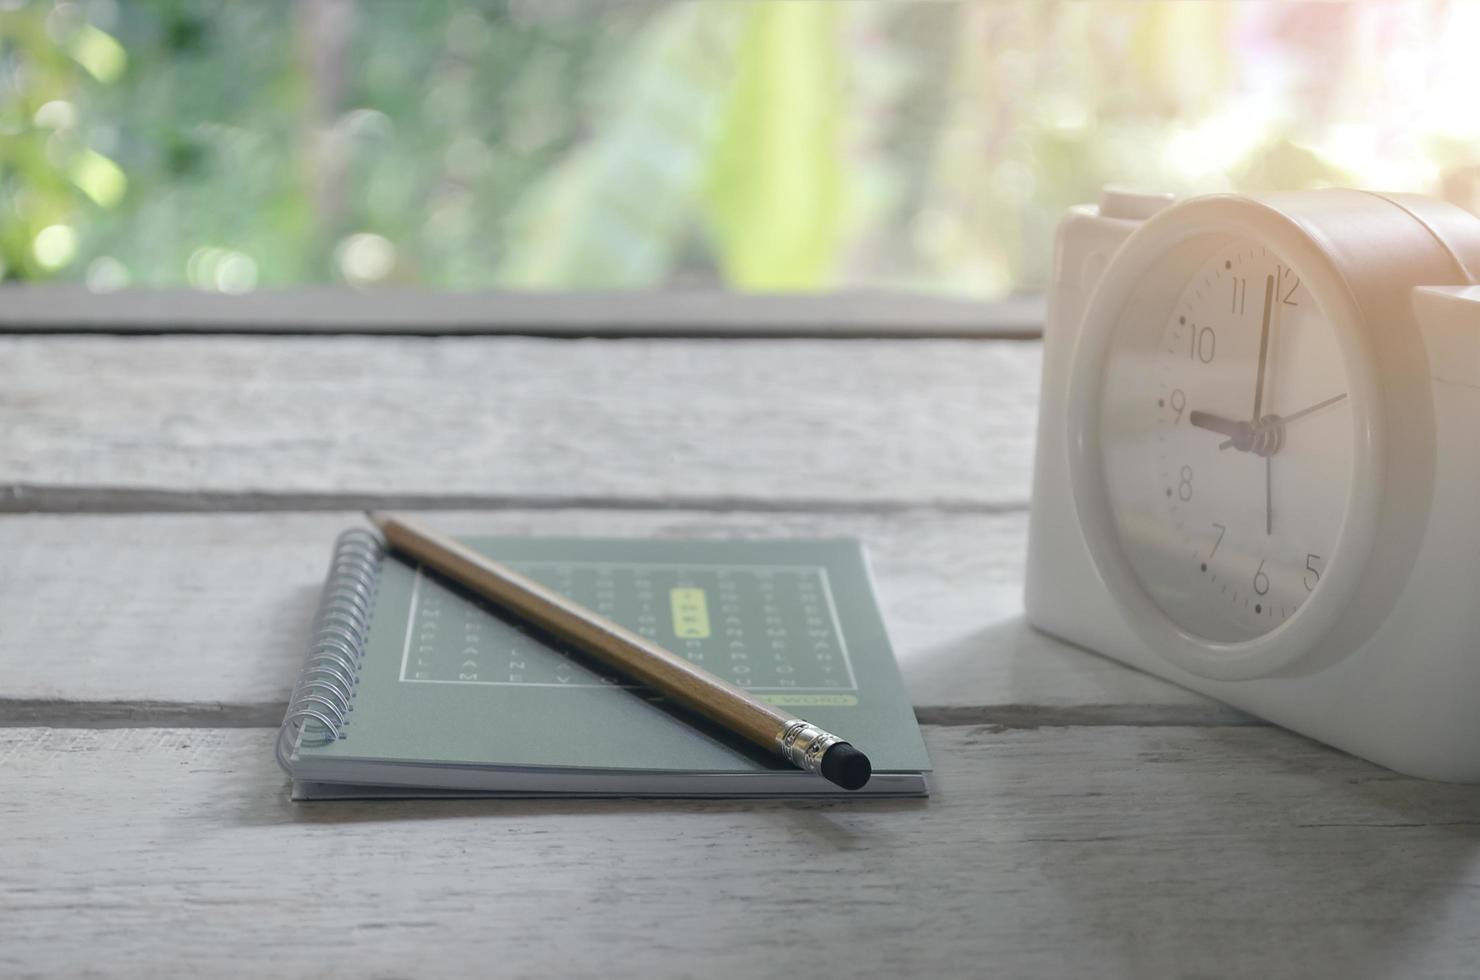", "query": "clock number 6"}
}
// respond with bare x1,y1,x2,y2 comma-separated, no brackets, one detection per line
1253,560,1270,597
1304,554,1321,592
